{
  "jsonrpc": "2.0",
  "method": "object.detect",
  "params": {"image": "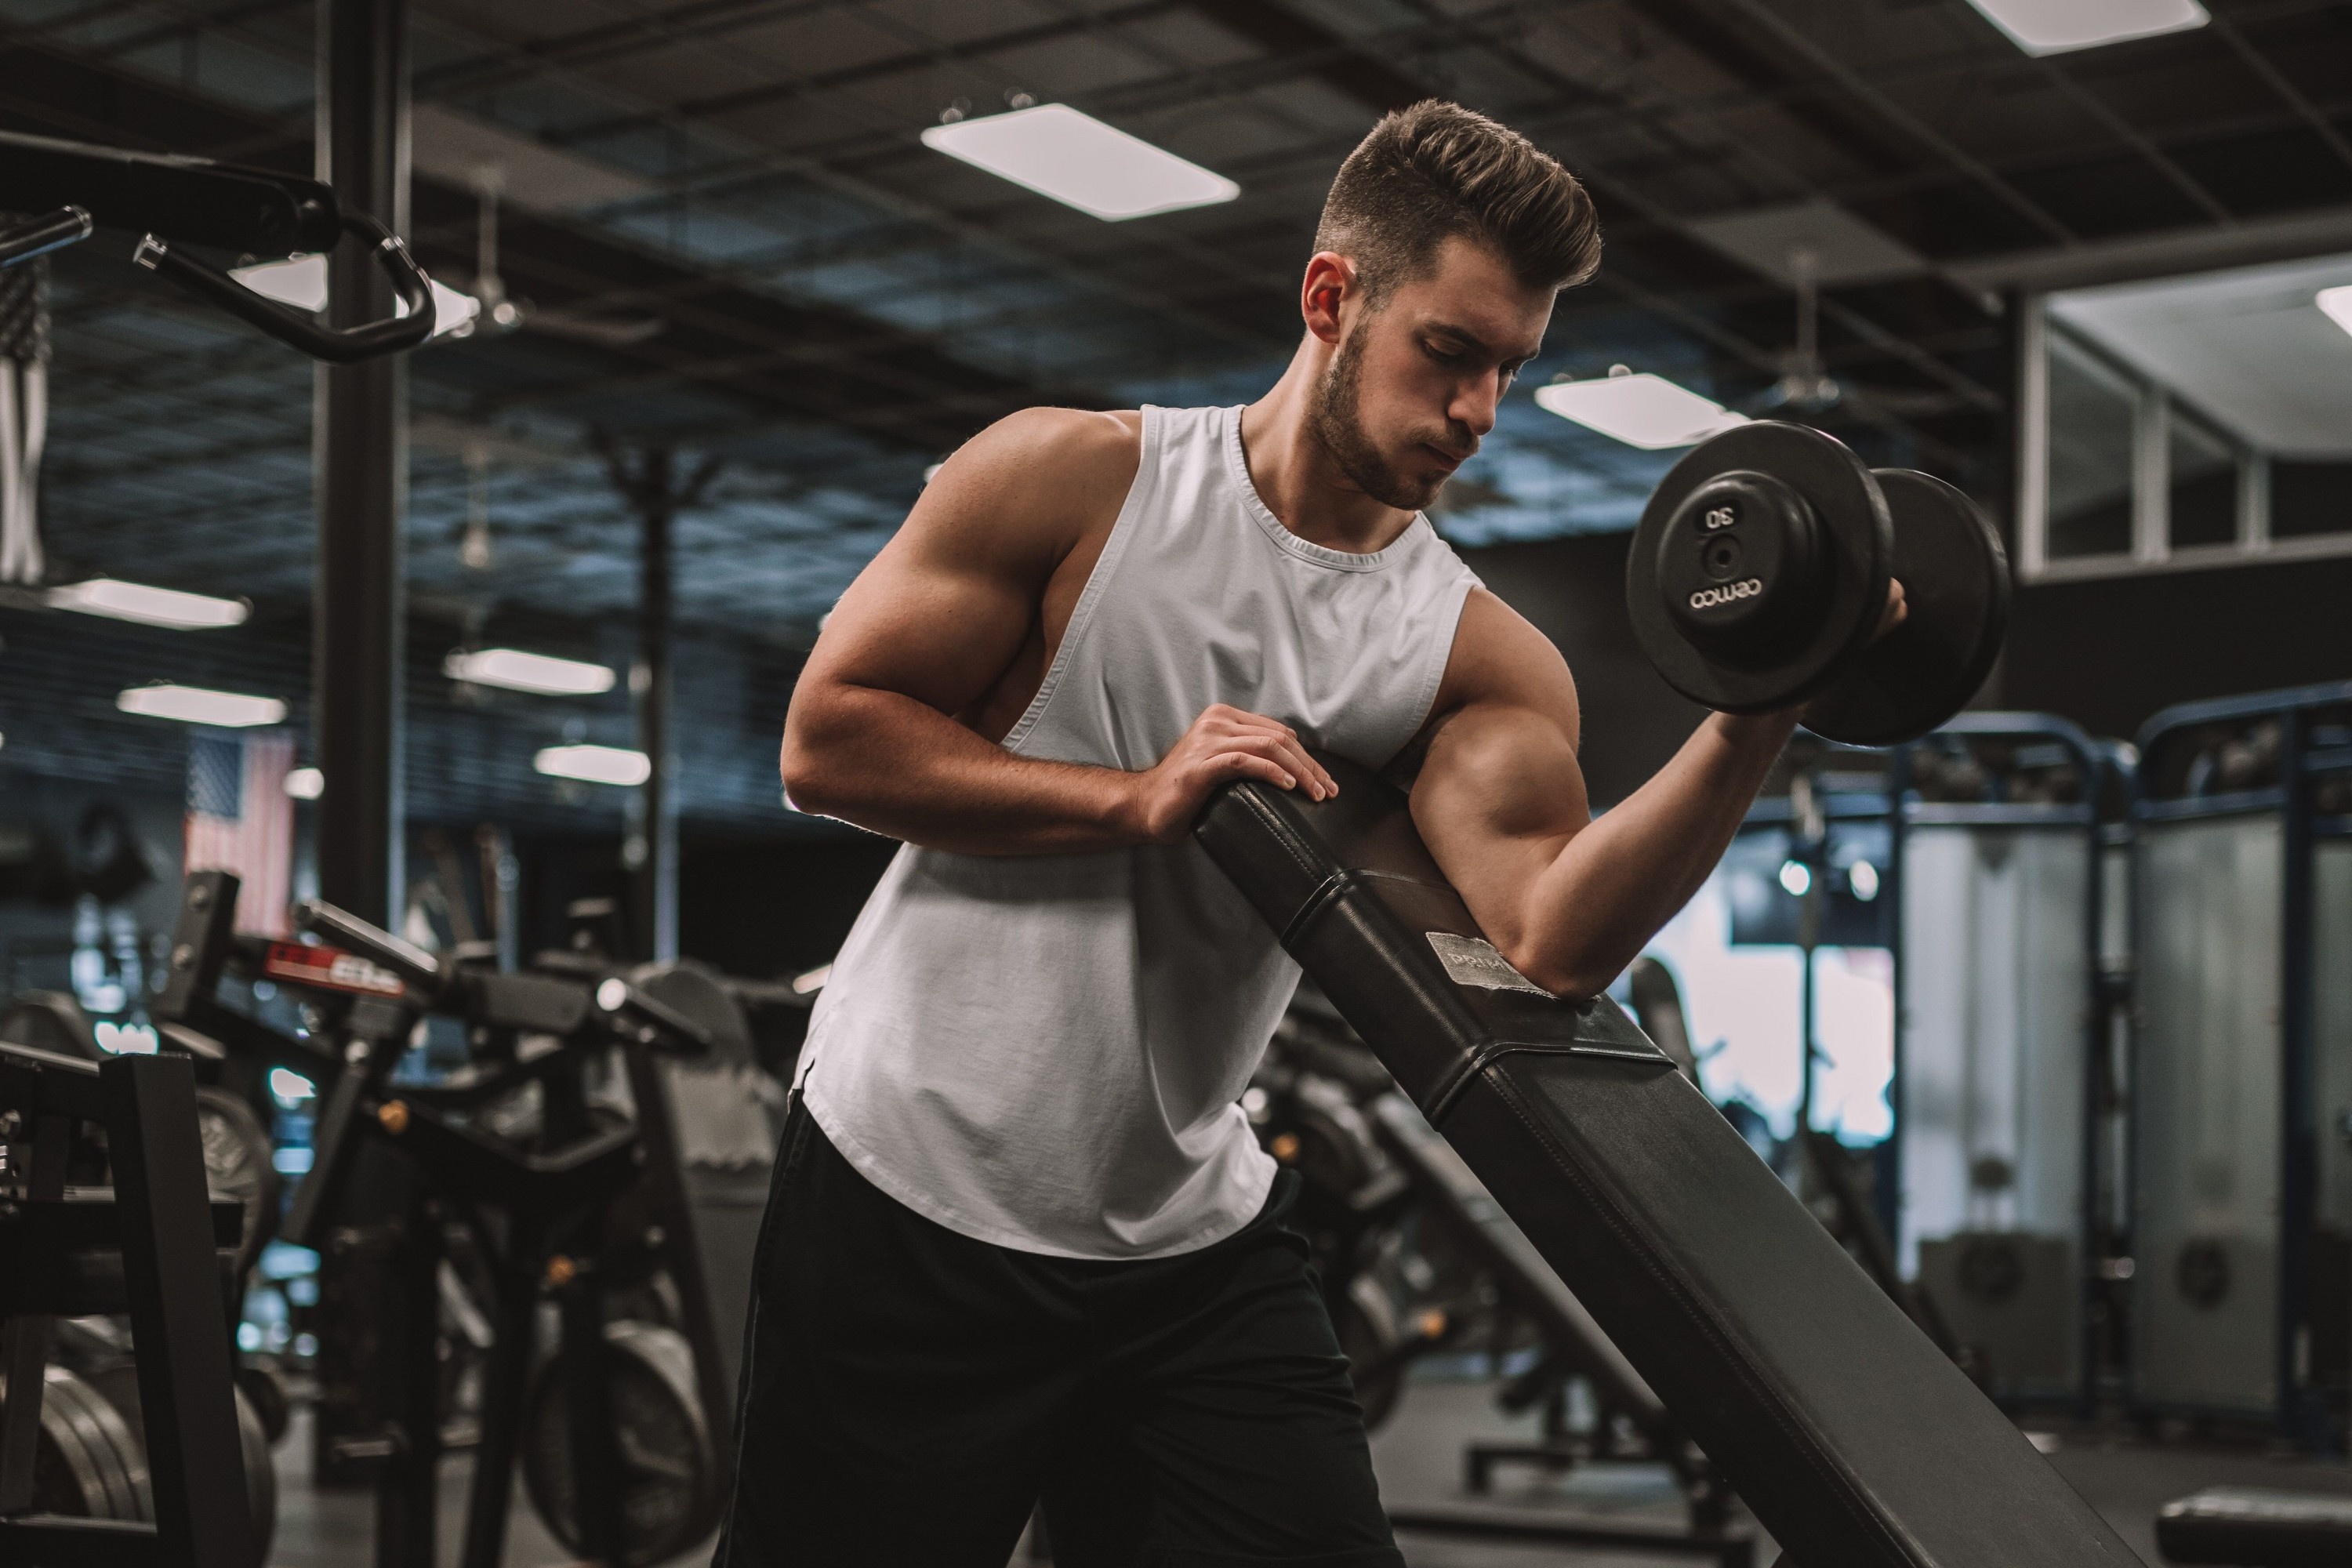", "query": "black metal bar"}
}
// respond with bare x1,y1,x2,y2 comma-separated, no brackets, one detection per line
1387,1504,1753,1567
0,1515,165,1566
0,205,89,267
0,129,337,253
374,1203,441,1568
621,1044,735,1456
636,449,677,963
457,1259,539,1568
0,1314,53,1512
2277,706,2322,1445
559,1279,627,1566
313,0,410,930
101,1053,256,1568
